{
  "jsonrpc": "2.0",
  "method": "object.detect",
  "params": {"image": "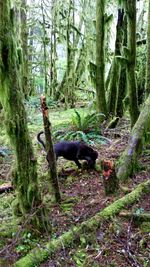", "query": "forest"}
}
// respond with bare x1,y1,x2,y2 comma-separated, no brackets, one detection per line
0,0,150,266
